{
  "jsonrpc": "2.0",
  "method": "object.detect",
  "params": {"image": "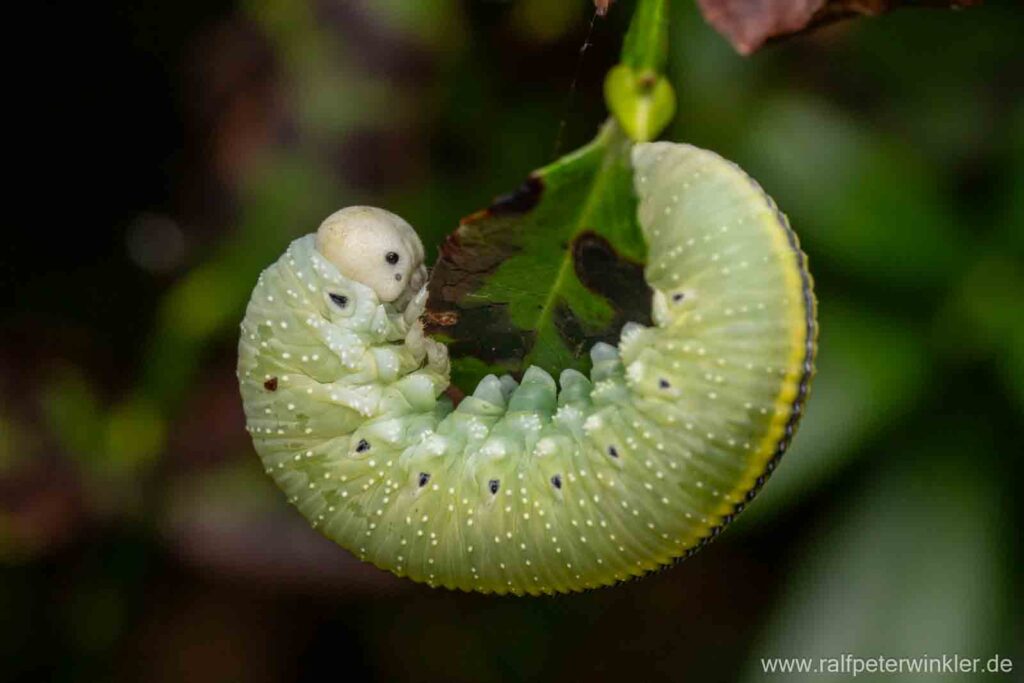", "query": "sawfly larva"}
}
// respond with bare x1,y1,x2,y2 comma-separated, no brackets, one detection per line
238,142,817,594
